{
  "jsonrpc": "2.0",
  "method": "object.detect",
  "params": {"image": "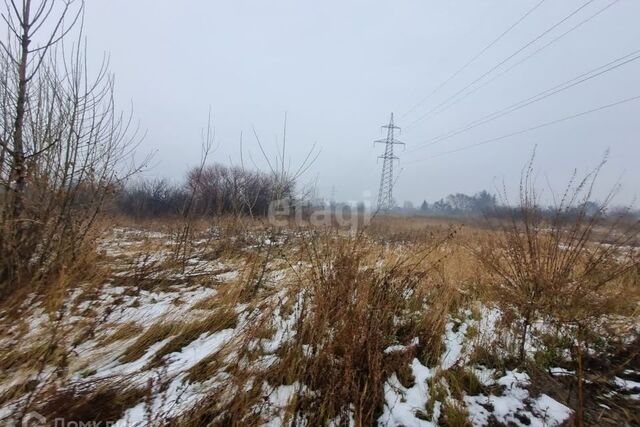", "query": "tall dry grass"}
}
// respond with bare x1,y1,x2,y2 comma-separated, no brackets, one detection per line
174,228,458,426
